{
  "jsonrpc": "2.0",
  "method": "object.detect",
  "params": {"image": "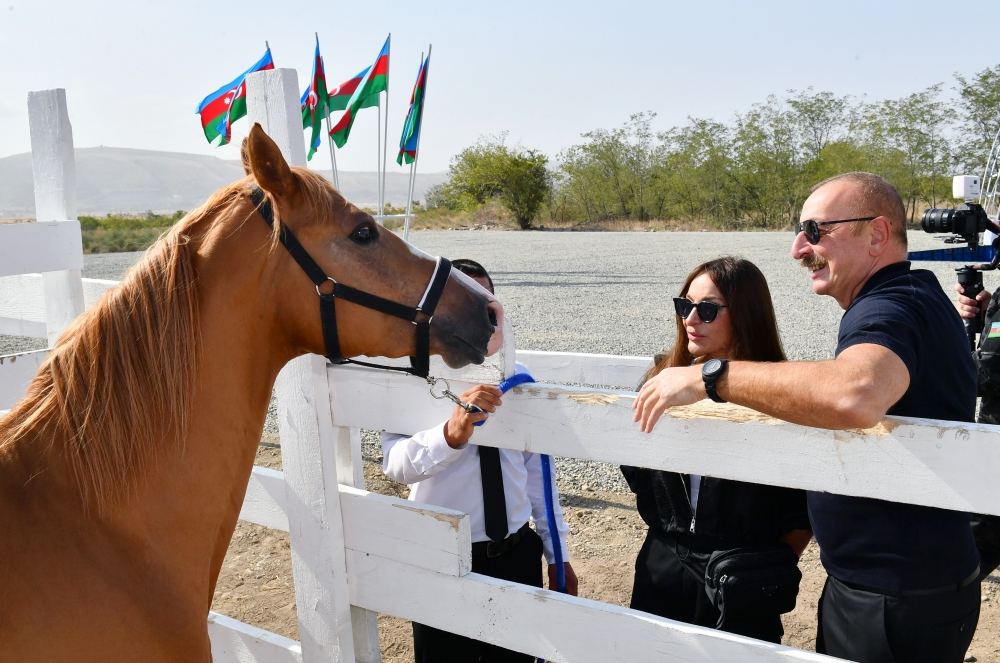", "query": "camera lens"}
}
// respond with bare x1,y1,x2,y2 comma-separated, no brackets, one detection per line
921,208,957,233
